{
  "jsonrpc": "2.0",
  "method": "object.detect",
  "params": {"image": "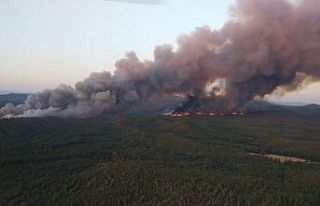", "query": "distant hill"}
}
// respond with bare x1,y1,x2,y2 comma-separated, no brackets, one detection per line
287,104,320,115
0,91,13,95
270,101,310,106
118,98,320,116
246,101,320,116
0,93,319,116
0,93,30,107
